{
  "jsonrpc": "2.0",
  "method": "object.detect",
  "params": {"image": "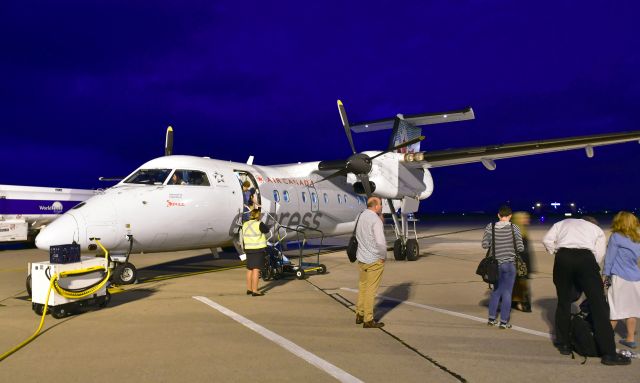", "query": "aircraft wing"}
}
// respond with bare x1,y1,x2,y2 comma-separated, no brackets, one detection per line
403,130,640,169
